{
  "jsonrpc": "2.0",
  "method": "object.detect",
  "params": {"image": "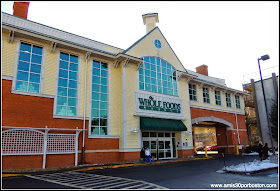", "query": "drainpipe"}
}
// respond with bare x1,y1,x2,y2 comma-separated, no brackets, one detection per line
81,52,91,164
234,93,241,145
